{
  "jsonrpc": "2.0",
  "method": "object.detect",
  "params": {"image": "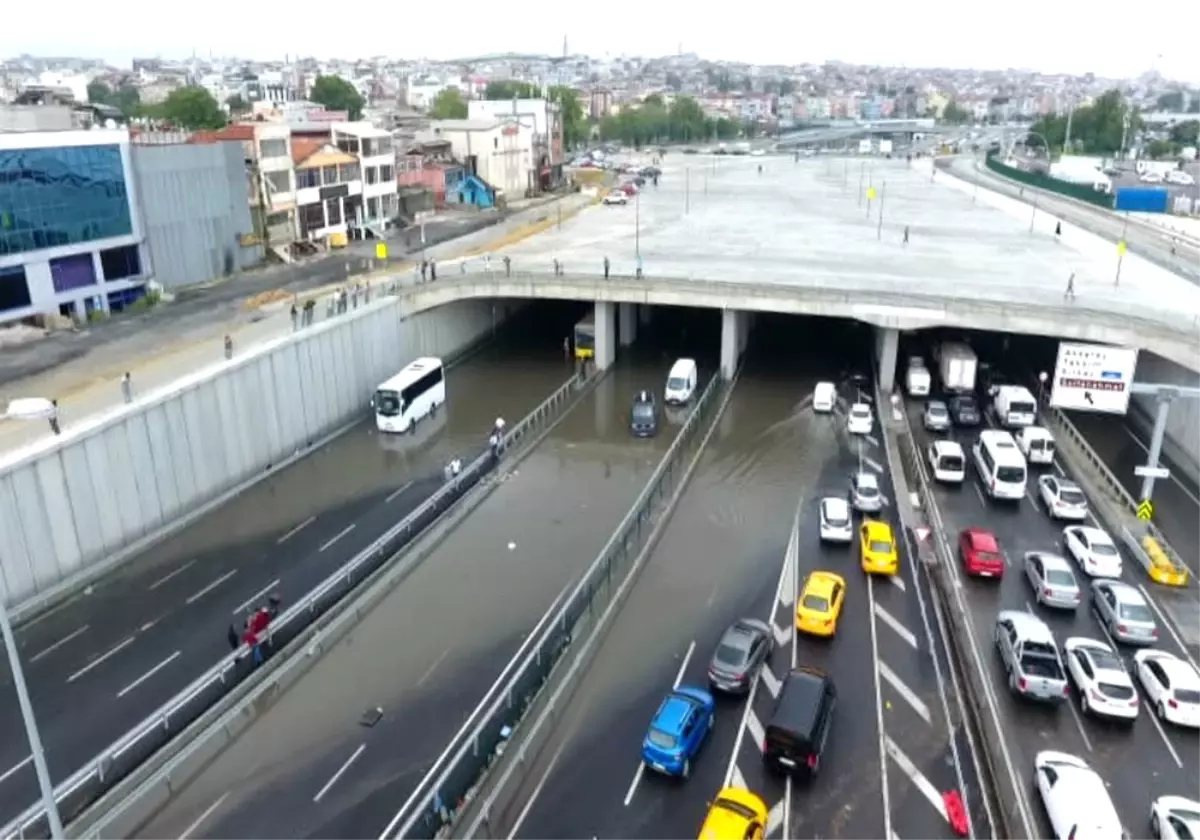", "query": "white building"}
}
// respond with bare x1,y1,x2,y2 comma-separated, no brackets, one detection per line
467,99,565,188
0,129,149,325
430,118,534,197
332,122,397,230
291,138,364,242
